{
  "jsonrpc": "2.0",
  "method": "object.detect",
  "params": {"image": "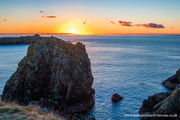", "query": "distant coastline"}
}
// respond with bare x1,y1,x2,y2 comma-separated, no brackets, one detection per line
0,33,74,36
0,34,44,45
0,33,180,36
